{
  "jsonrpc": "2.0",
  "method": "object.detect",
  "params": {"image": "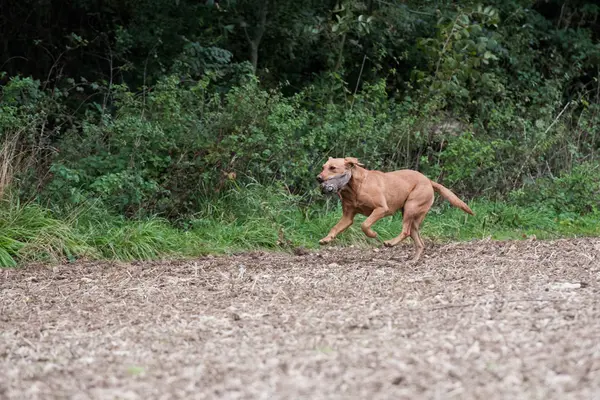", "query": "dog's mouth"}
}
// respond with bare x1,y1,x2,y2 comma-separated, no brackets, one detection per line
320,171,351,194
